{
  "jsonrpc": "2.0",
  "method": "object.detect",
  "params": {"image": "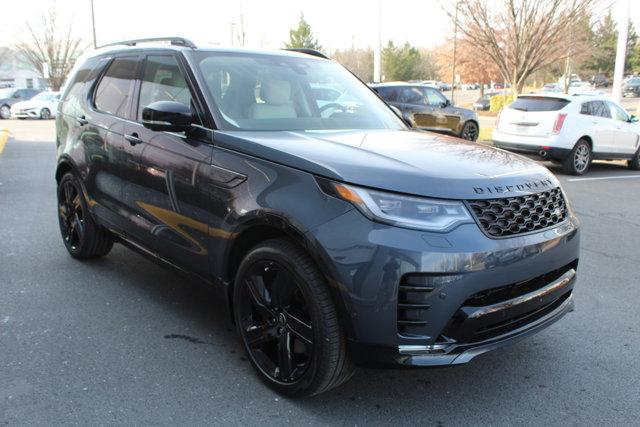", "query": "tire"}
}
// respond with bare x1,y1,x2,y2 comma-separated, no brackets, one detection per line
629,148,640,170
460,121,479,141
0,105,10,119
57,172,113,259
233,238,355,397
562,139,592,175
40,108,51,120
